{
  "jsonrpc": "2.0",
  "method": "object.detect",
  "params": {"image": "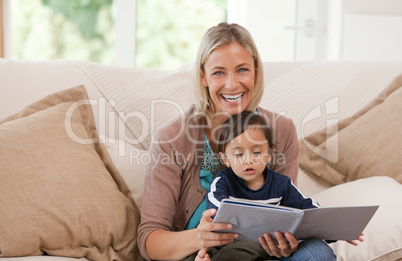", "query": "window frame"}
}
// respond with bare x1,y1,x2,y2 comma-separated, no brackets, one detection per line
0,0,4,57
